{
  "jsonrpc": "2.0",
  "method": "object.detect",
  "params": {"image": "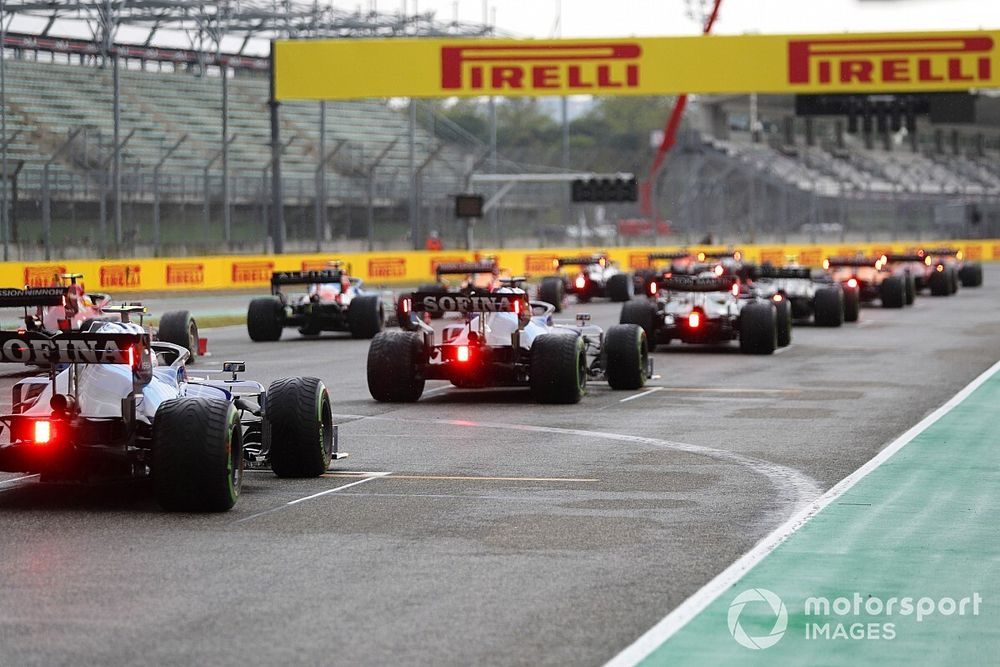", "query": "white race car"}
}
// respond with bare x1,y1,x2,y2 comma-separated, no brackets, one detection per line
369,281,650,403
0,306,337,512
